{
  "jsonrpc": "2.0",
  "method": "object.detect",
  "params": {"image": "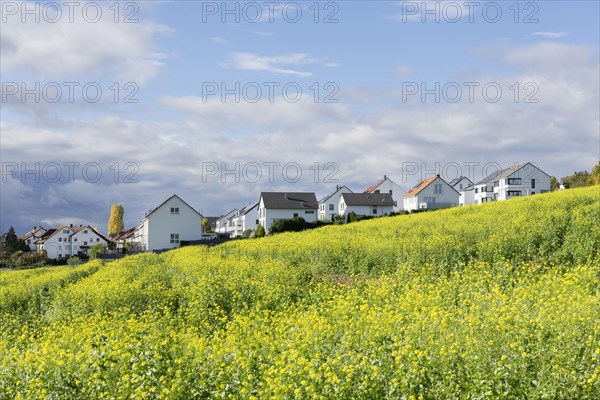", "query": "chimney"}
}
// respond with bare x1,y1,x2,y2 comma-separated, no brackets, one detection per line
70,224,73,228
436,174,440,178
384,175,387,180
